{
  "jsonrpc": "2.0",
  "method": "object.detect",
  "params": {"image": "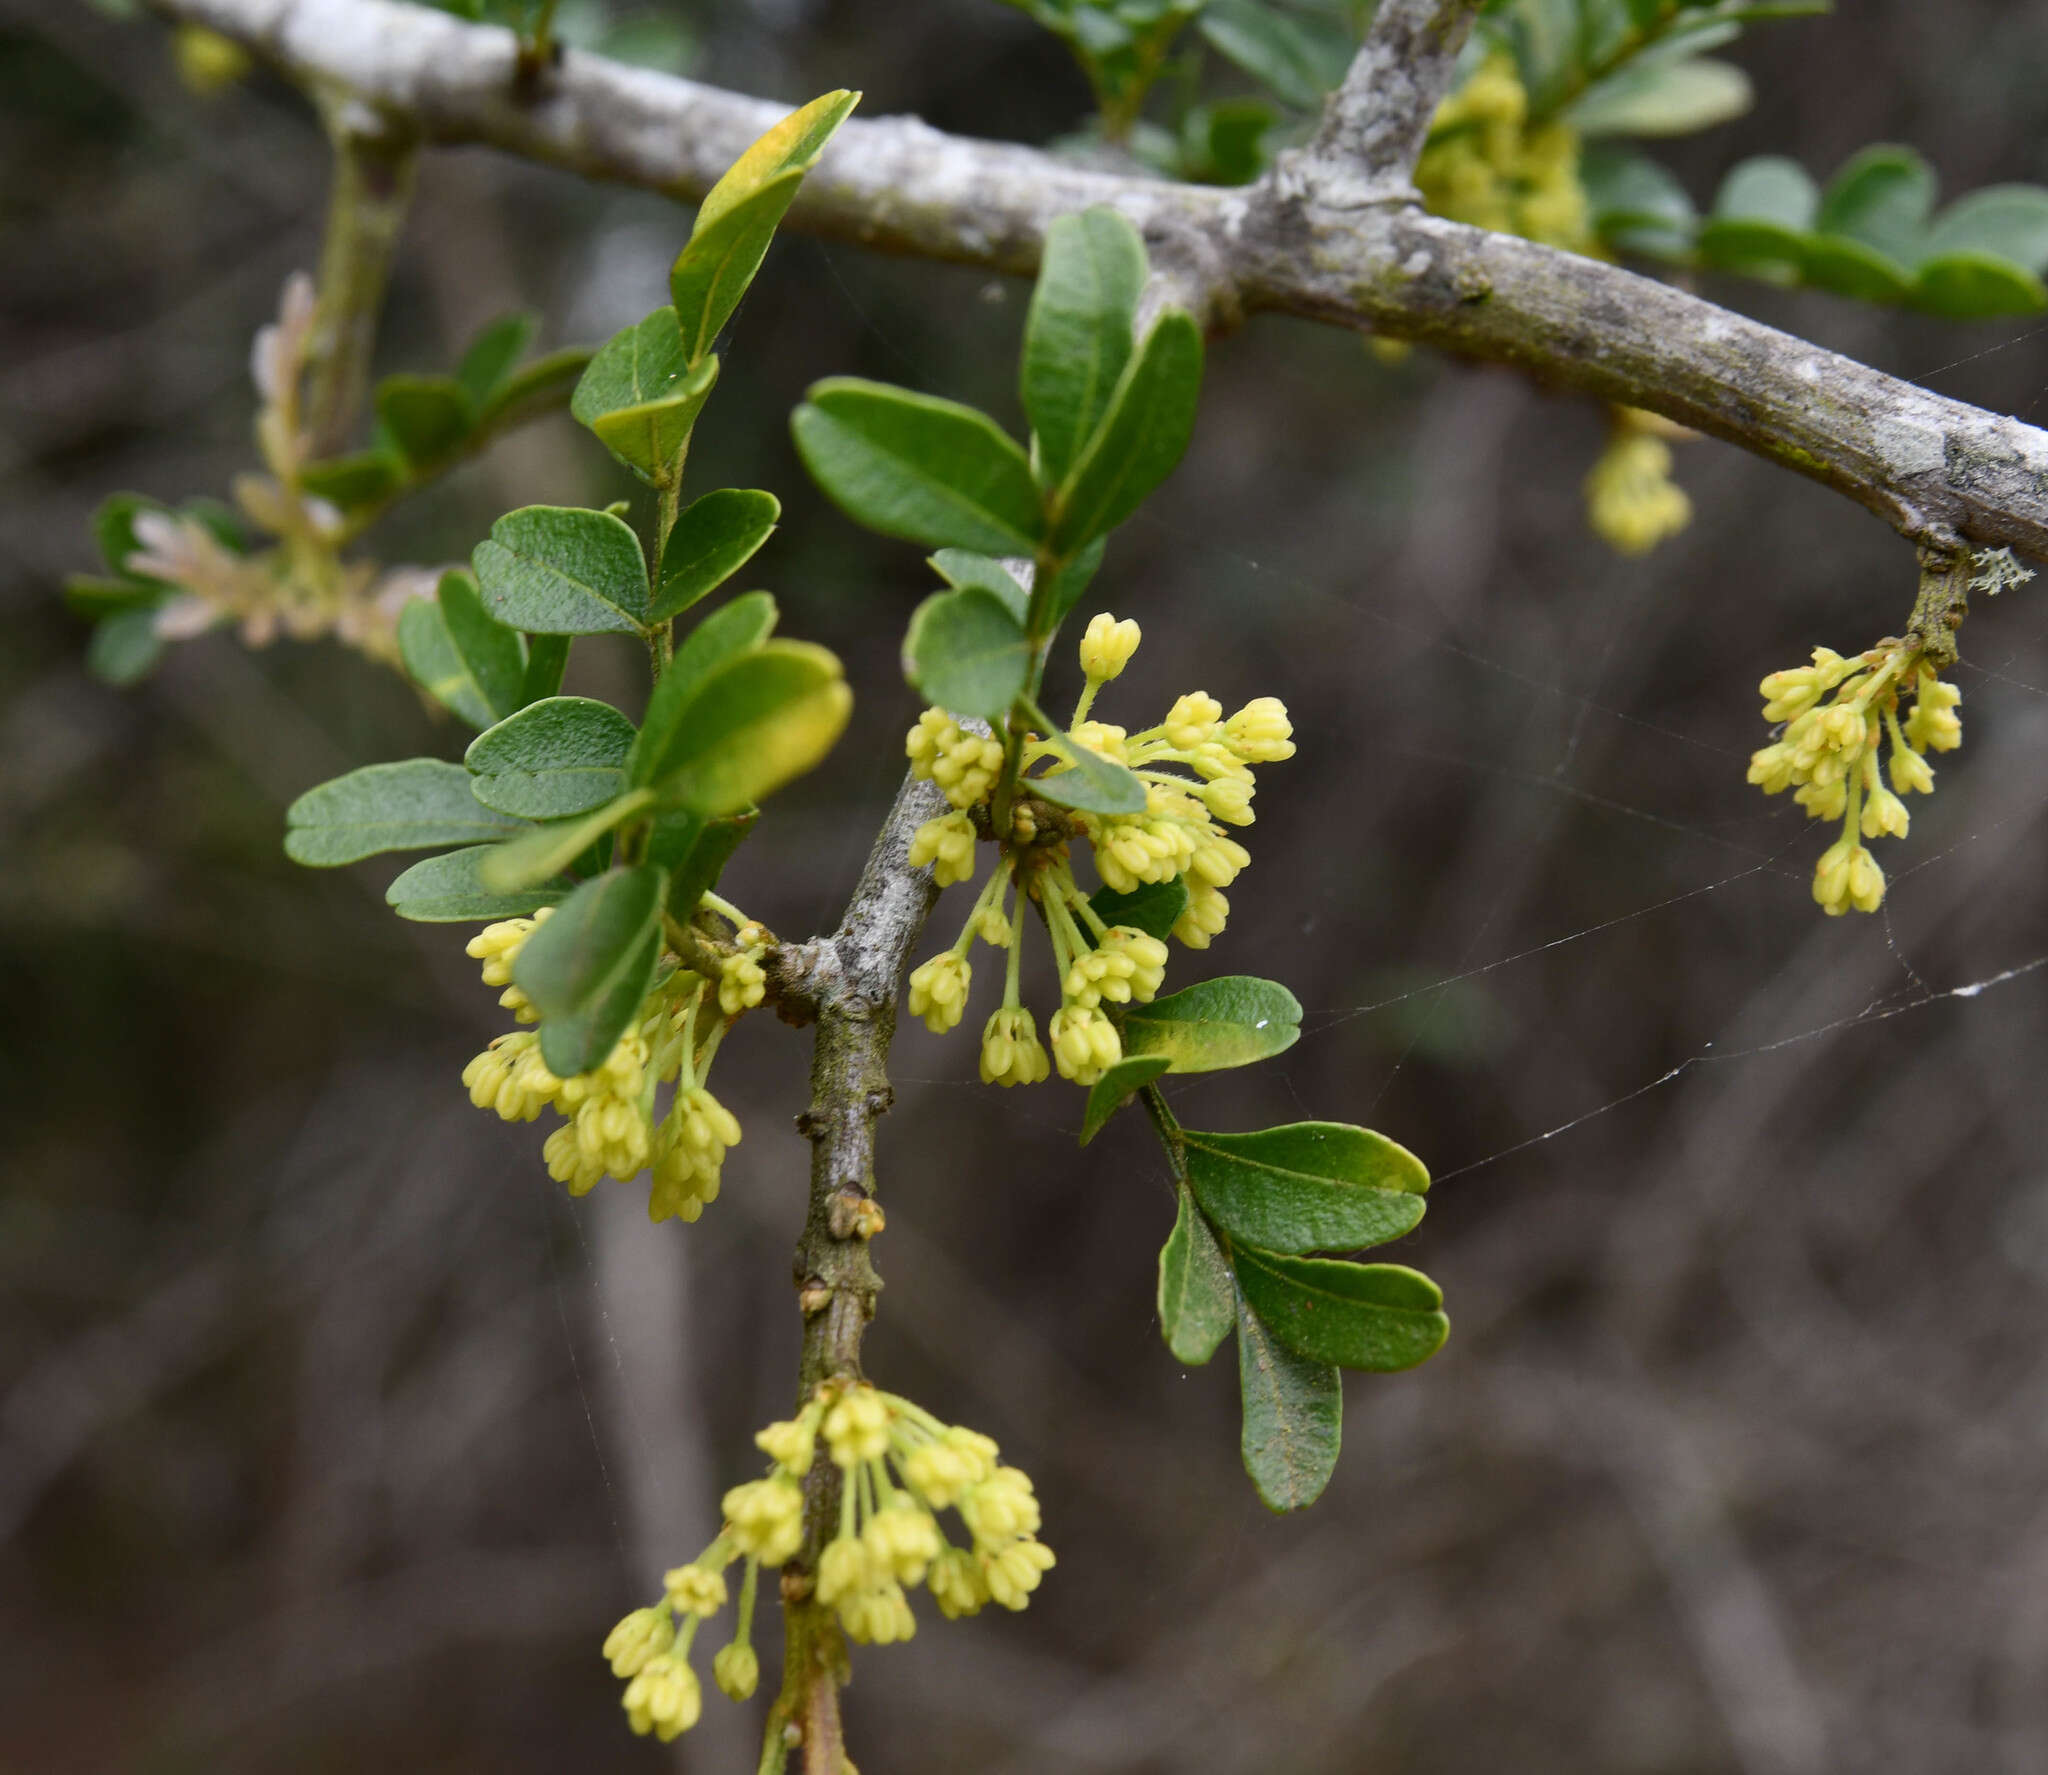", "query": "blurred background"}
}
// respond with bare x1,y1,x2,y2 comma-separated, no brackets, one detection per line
8,0,2048,1769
